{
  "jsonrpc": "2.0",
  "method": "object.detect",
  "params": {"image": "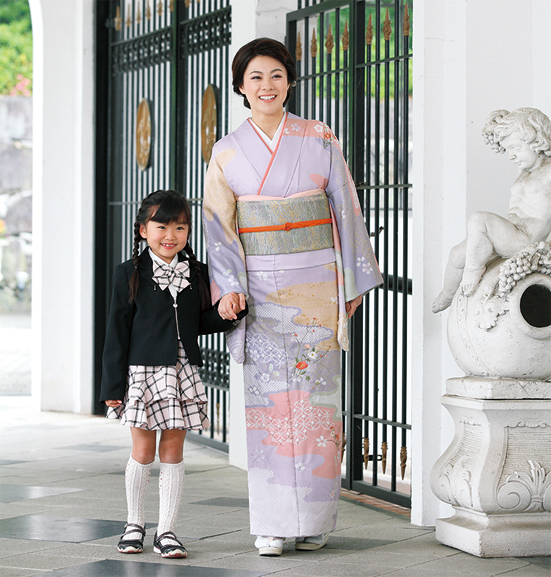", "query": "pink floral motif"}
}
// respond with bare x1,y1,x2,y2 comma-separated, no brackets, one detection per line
291,318,331,384
246,390,343,479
